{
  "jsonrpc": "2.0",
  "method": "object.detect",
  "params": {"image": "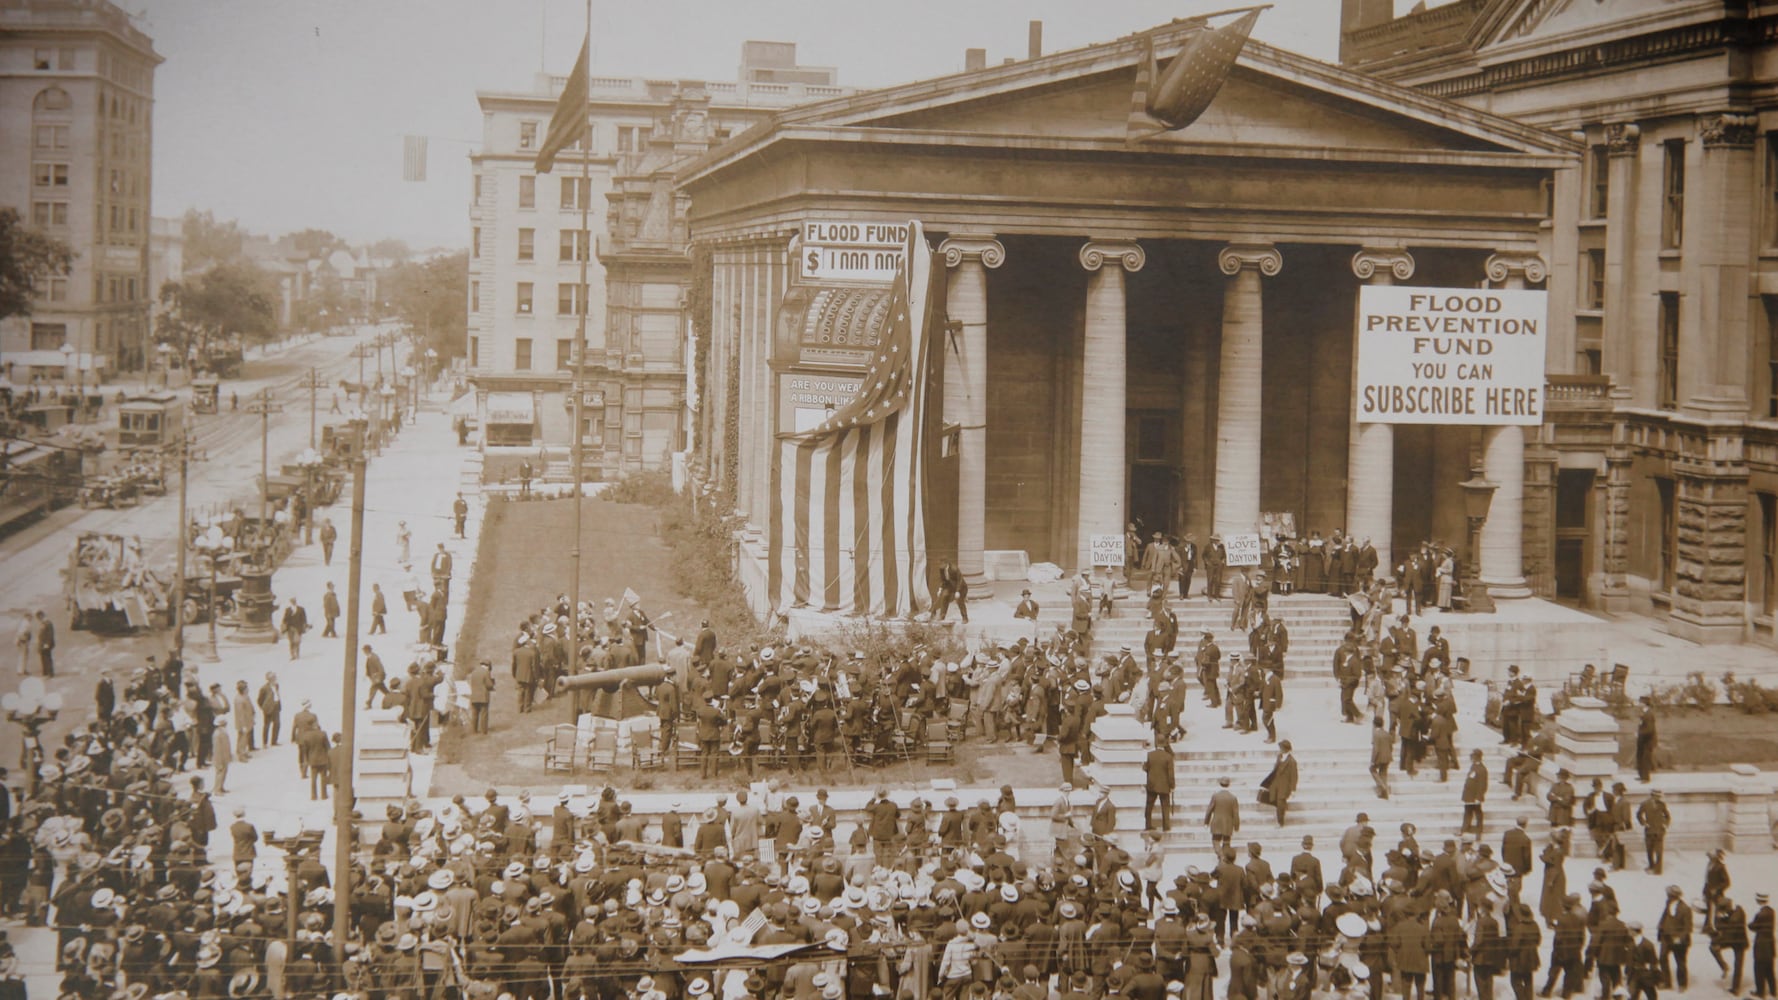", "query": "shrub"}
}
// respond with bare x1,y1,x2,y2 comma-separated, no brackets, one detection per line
603,469,676,506
829,617,967,667
1723,672,1778,715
